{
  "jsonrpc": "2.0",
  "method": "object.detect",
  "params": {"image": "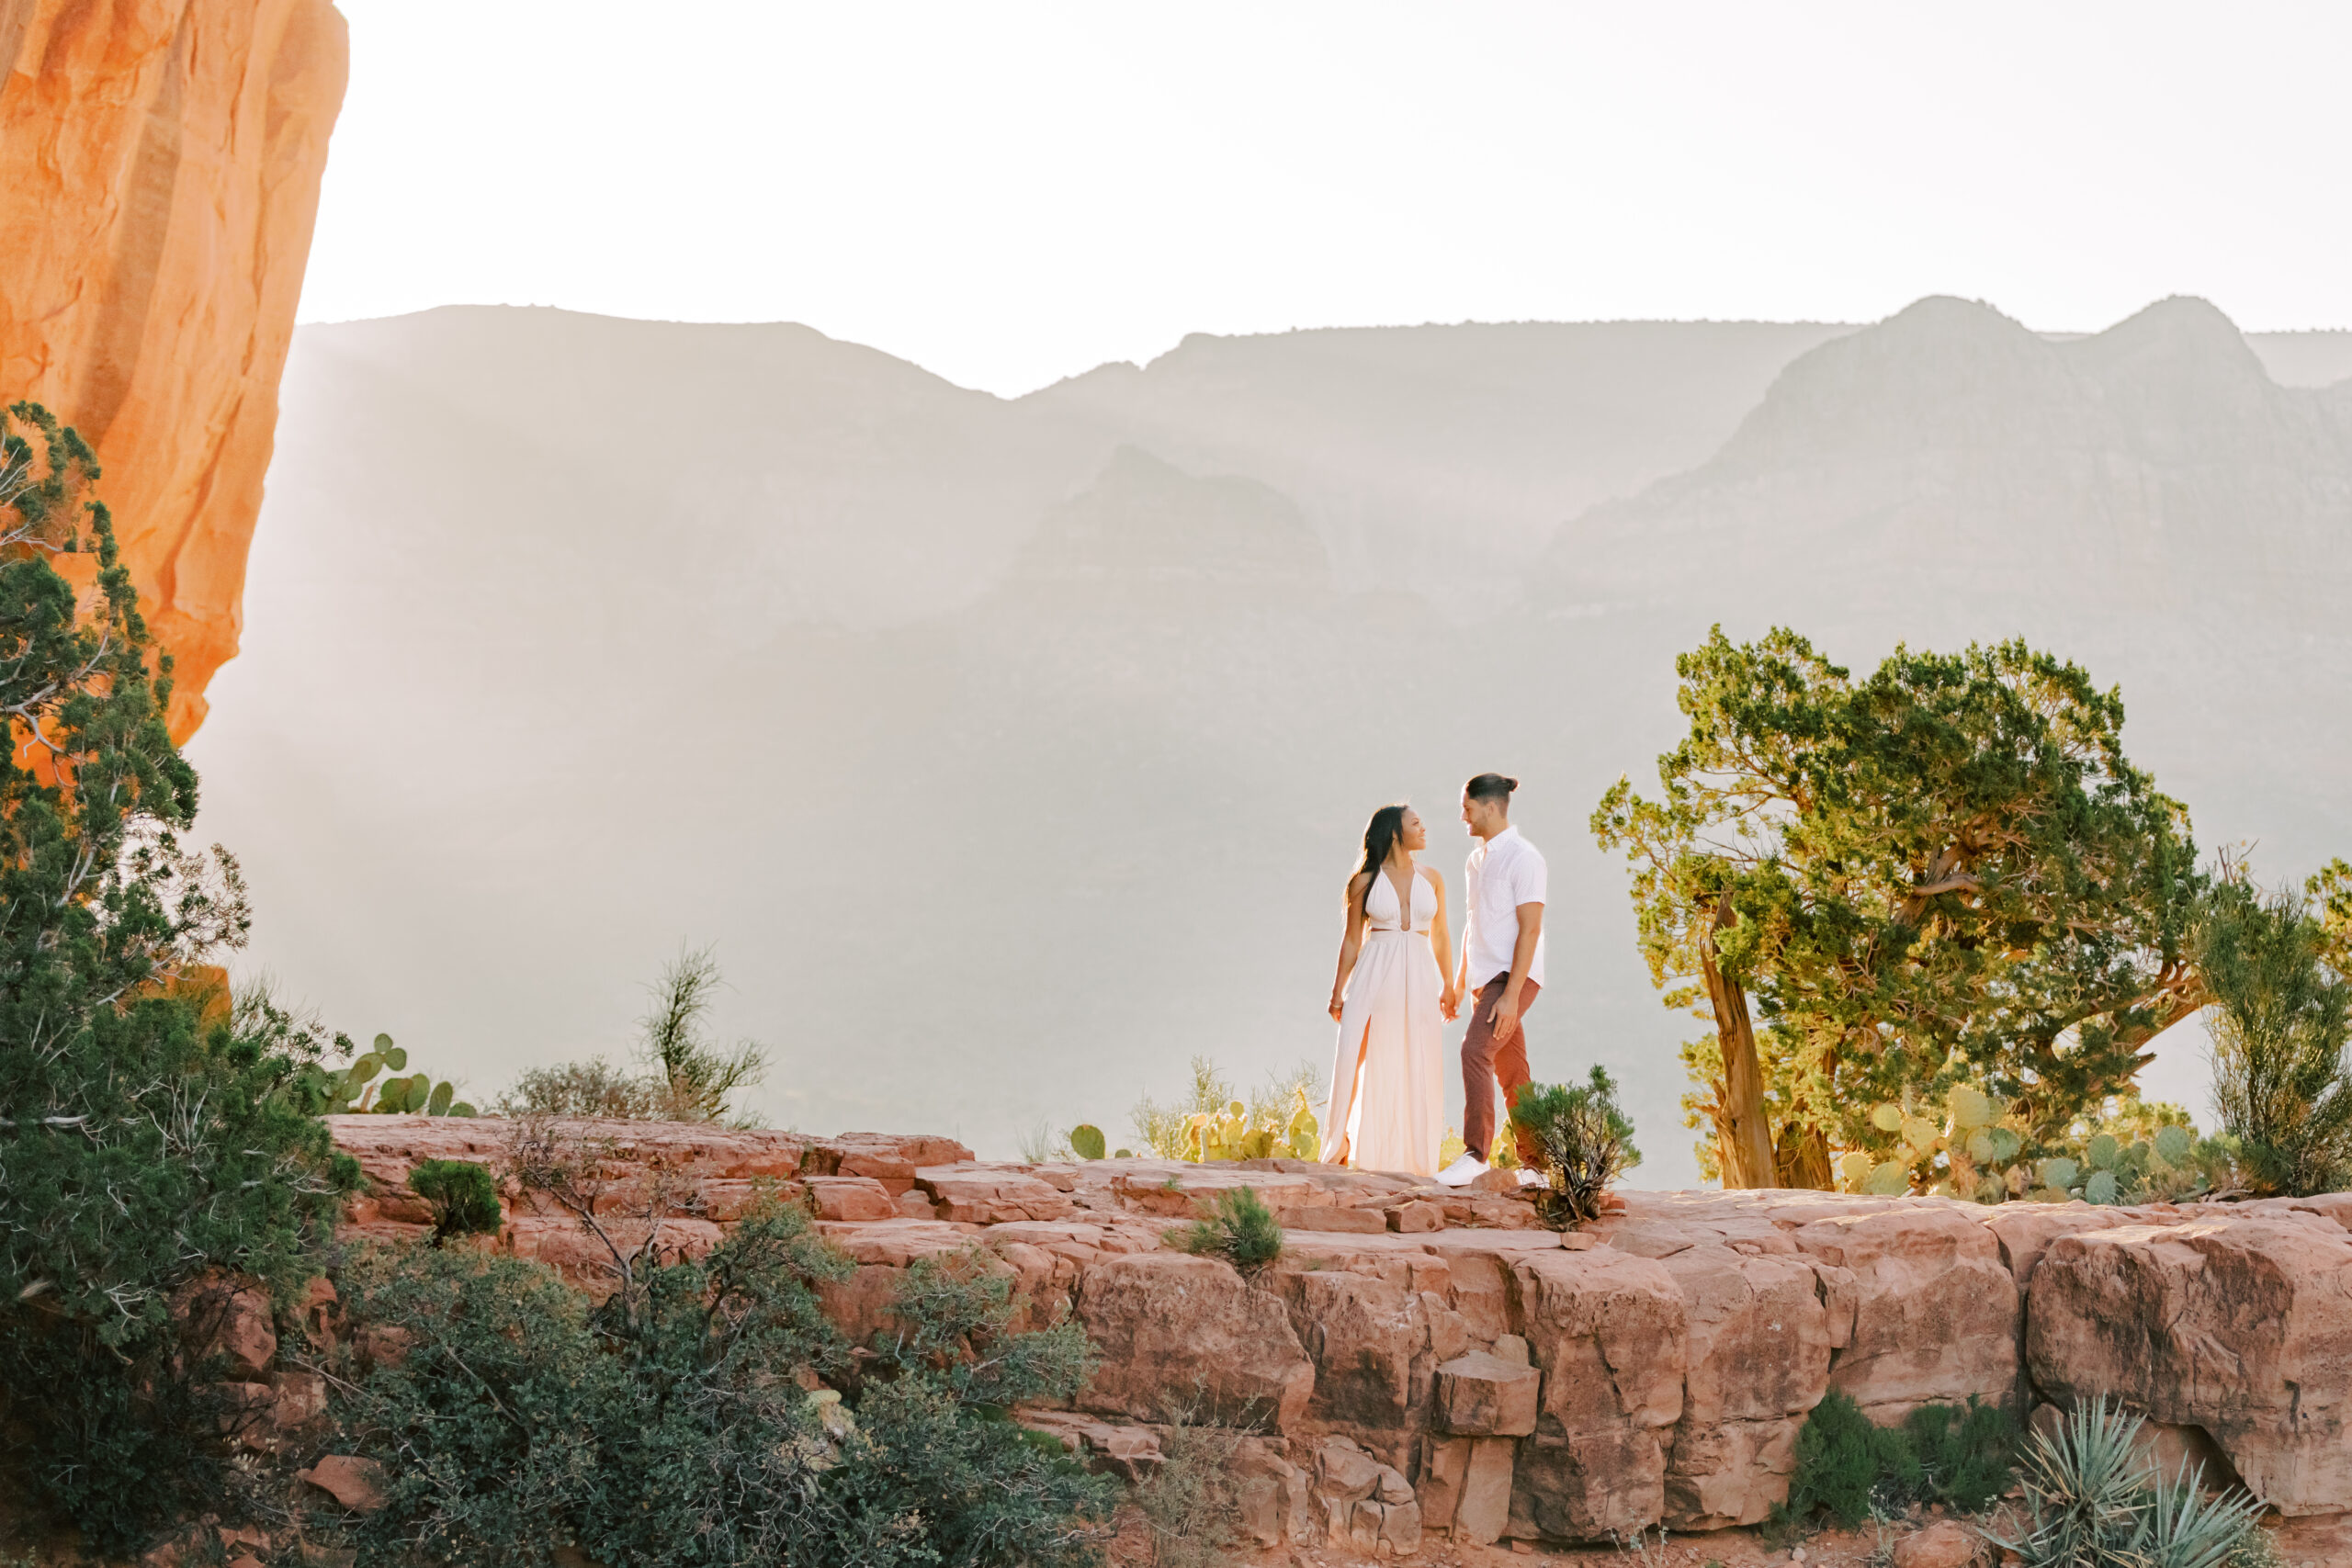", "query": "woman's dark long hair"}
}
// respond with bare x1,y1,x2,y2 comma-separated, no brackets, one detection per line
1356,804,1409,915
